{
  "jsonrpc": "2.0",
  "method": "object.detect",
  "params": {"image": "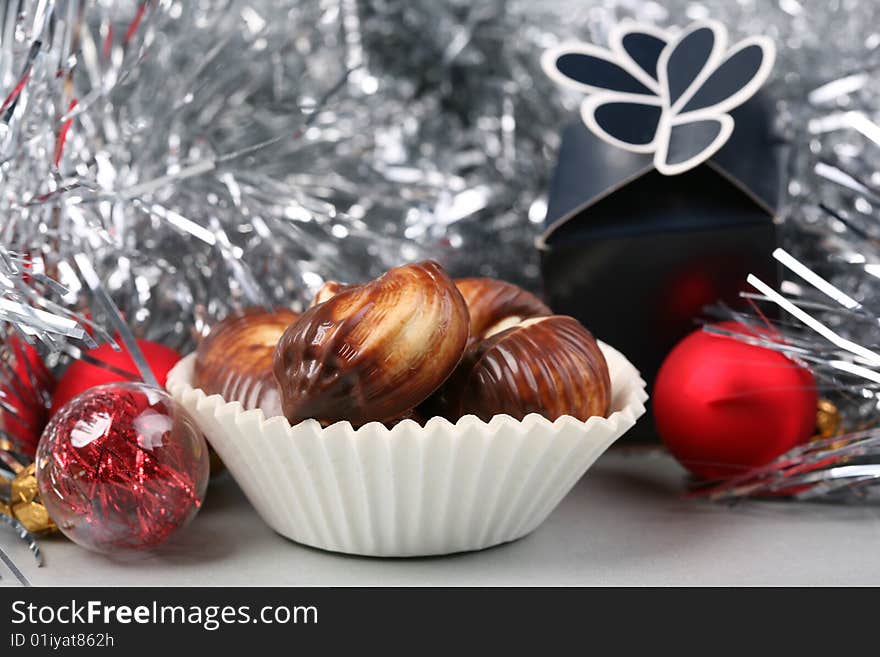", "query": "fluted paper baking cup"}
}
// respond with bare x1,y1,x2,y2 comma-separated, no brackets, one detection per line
166,341,646,557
